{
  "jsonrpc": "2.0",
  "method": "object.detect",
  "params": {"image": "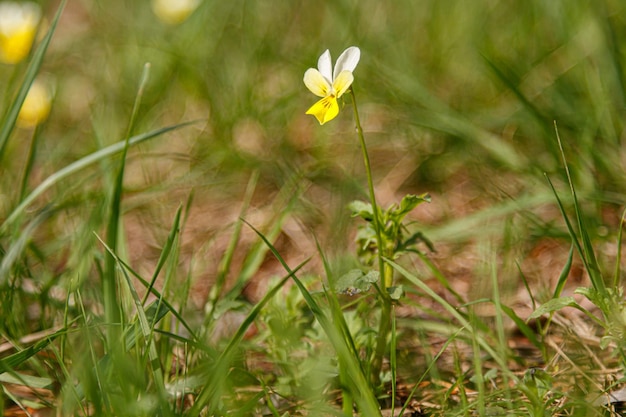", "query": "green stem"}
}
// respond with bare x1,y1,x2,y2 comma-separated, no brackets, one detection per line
19,124,42,202
371,300,391,386
349,87,391,386
349,88,387,287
